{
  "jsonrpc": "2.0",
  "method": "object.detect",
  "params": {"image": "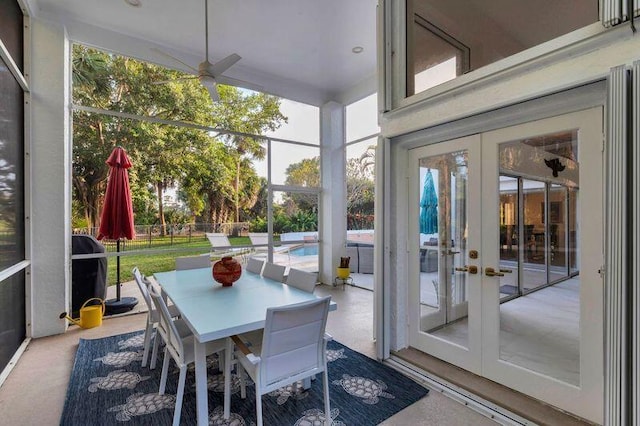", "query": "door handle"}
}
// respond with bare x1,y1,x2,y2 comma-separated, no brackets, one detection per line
446,250,460,255
455,265,478,274
499,268,513,273
484,267,504,277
